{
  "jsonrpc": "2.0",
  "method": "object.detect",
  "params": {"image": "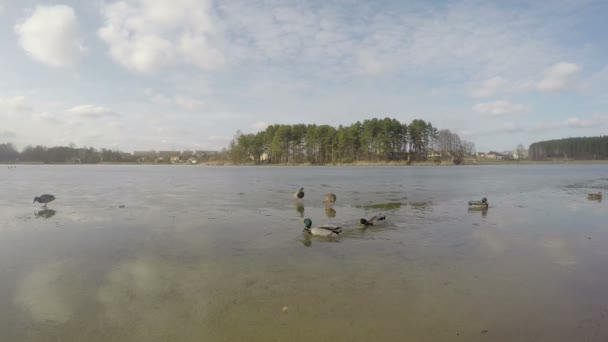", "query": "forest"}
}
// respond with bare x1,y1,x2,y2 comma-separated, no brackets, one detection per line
0,143,132,163
529,136,608,160
228,118,474,164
